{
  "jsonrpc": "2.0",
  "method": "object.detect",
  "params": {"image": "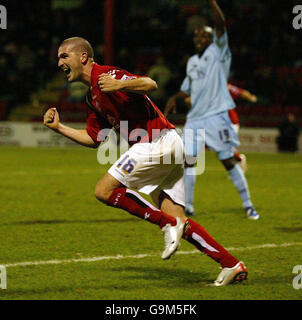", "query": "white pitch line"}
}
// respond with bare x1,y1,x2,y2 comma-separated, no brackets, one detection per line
2,242,302,269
